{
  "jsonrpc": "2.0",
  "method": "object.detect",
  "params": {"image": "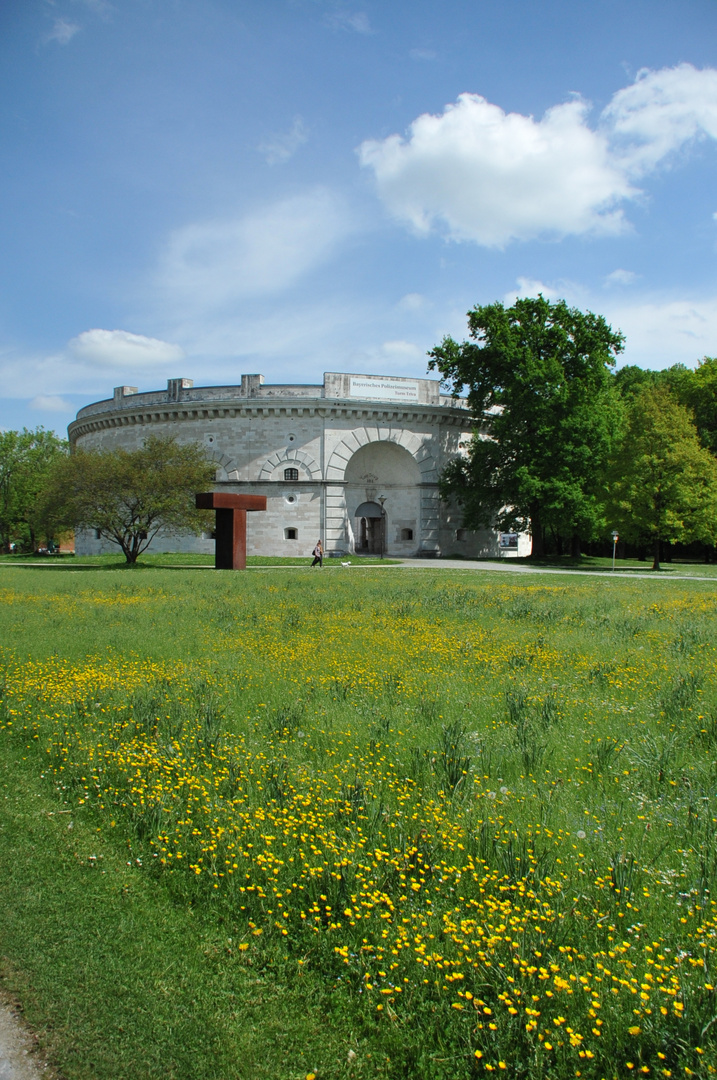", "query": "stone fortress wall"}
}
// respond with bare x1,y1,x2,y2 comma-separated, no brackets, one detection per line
69,371,529,559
